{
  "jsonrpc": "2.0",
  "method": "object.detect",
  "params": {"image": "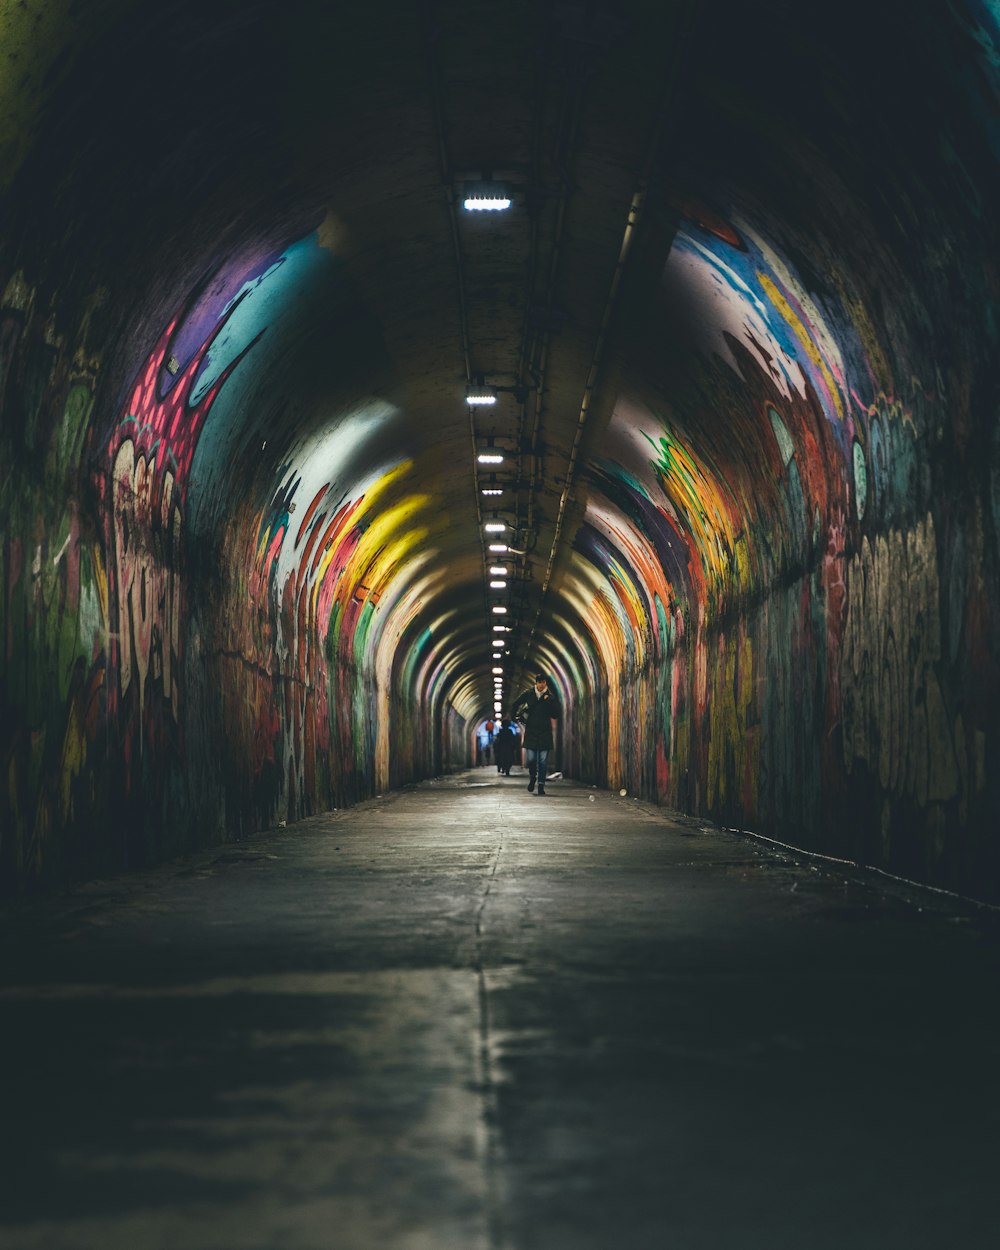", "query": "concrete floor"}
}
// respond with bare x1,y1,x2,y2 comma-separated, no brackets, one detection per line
1,770,998,1250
